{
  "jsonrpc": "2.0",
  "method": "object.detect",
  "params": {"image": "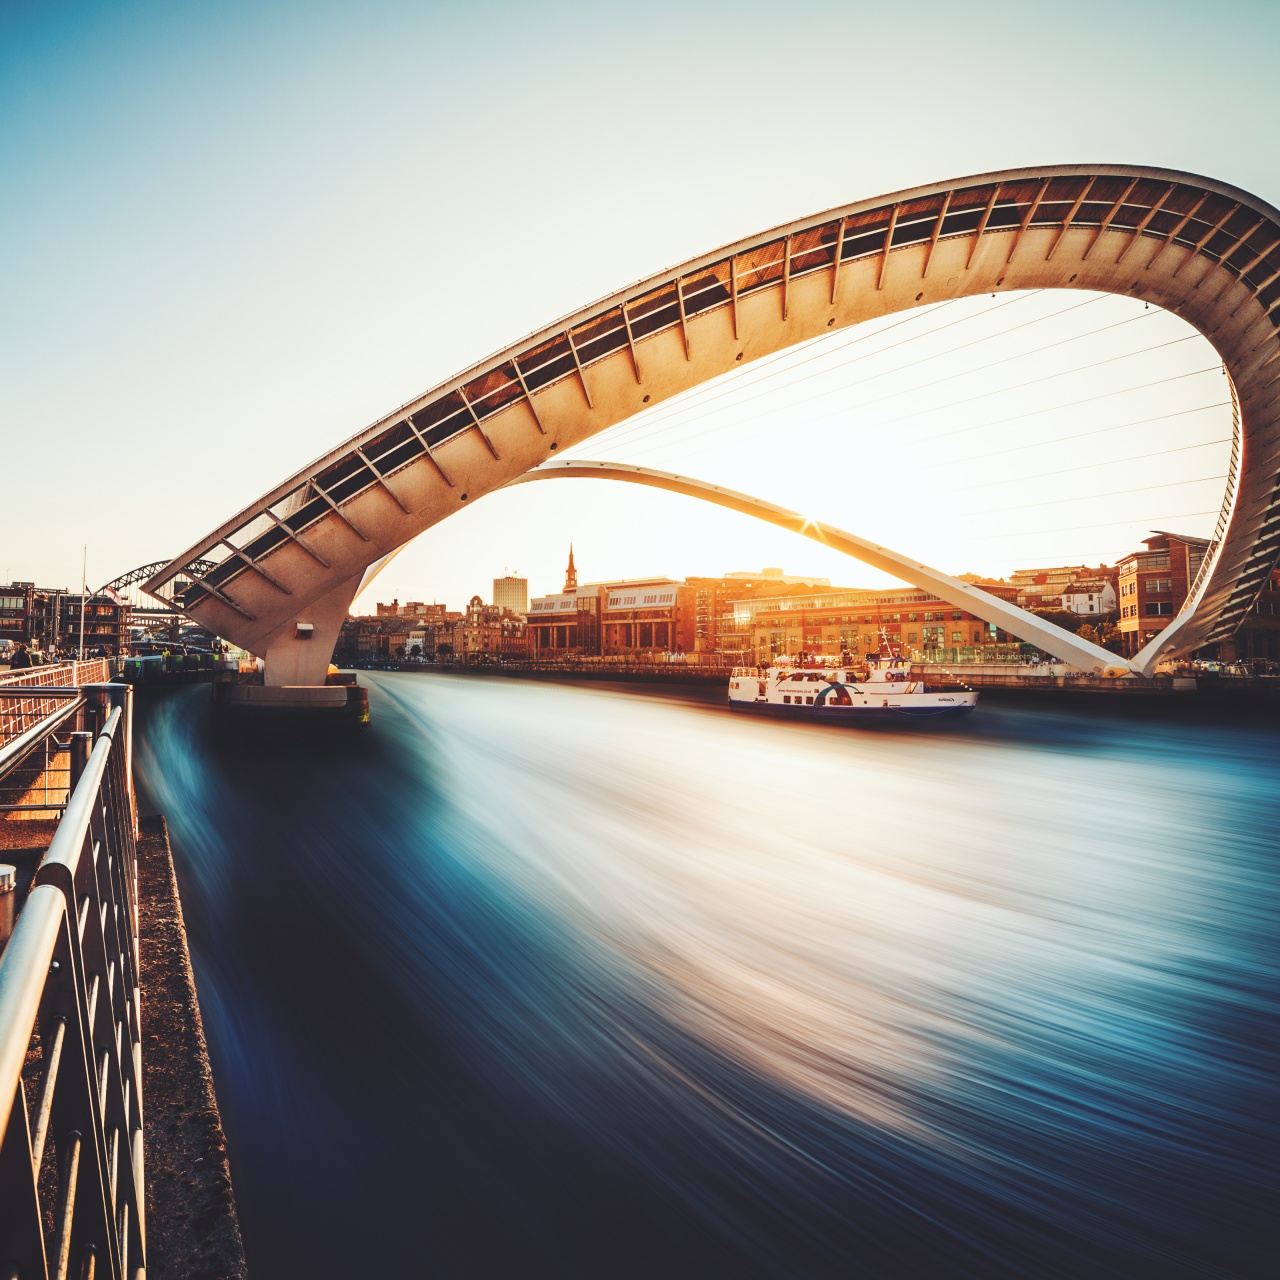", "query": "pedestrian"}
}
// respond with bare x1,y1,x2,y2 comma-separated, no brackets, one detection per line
9,644,31,670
